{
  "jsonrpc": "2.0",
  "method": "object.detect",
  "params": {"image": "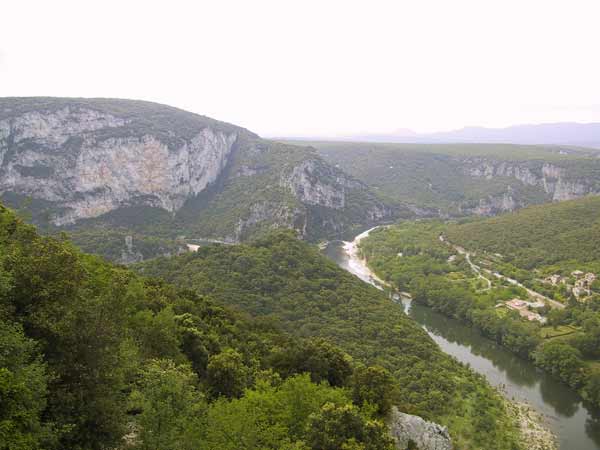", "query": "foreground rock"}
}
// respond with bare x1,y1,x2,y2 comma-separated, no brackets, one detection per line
388,407,453,450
